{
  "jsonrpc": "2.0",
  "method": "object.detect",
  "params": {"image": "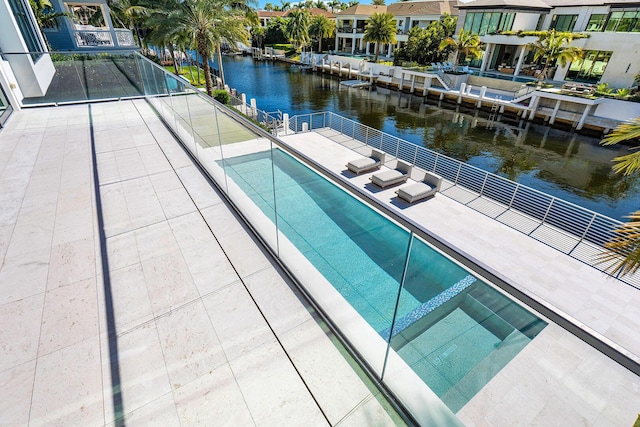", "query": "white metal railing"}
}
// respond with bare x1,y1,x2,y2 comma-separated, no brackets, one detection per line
115,29,136,47
74,30,113,47
288,111,639,289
